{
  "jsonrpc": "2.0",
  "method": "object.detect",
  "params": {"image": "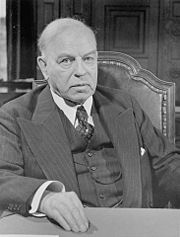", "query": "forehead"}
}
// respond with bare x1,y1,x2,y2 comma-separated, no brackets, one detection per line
46,26,97,57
